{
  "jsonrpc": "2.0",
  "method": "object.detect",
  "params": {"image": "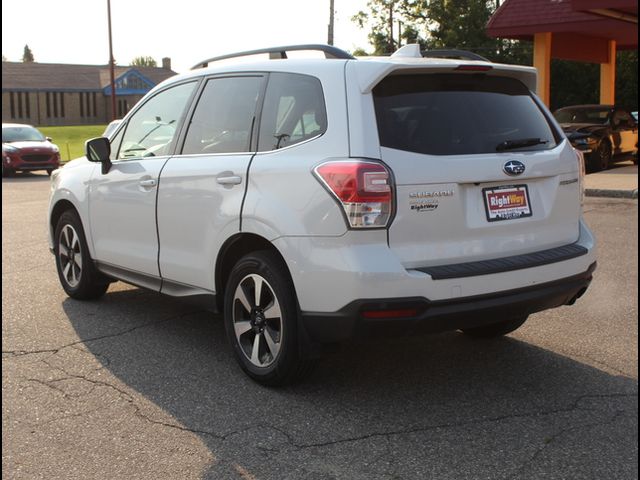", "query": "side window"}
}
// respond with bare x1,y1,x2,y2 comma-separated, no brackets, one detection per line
615,110,632,127
109,126,124,161
117,82,196,160
258,73,327,151
182,76,263,155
